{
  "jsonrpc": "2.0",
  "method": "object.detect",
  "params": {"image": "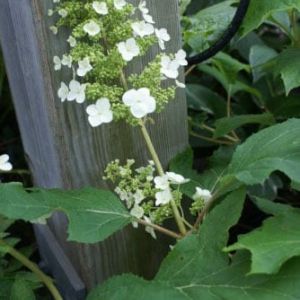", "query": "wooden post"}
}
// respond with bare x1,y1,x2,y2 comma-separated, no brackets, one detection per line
0,0,188,293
